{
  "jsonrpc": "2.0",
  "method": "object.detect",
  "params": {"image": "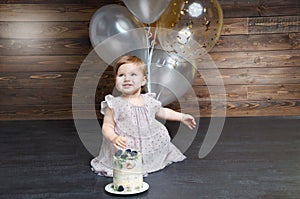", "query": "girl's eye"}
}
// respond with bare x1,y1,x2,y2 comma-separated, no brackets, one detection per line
131,73,137,76
118,74,124,77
